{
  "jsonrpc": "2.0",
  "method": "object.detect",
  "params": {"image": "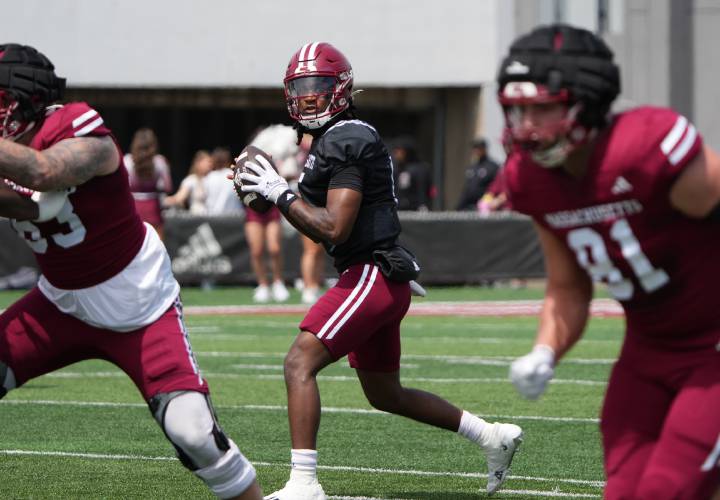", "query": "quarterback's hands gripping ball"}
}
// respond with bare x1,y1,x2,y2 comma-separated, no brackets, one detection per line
232,145,288,213
509,344,556,400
